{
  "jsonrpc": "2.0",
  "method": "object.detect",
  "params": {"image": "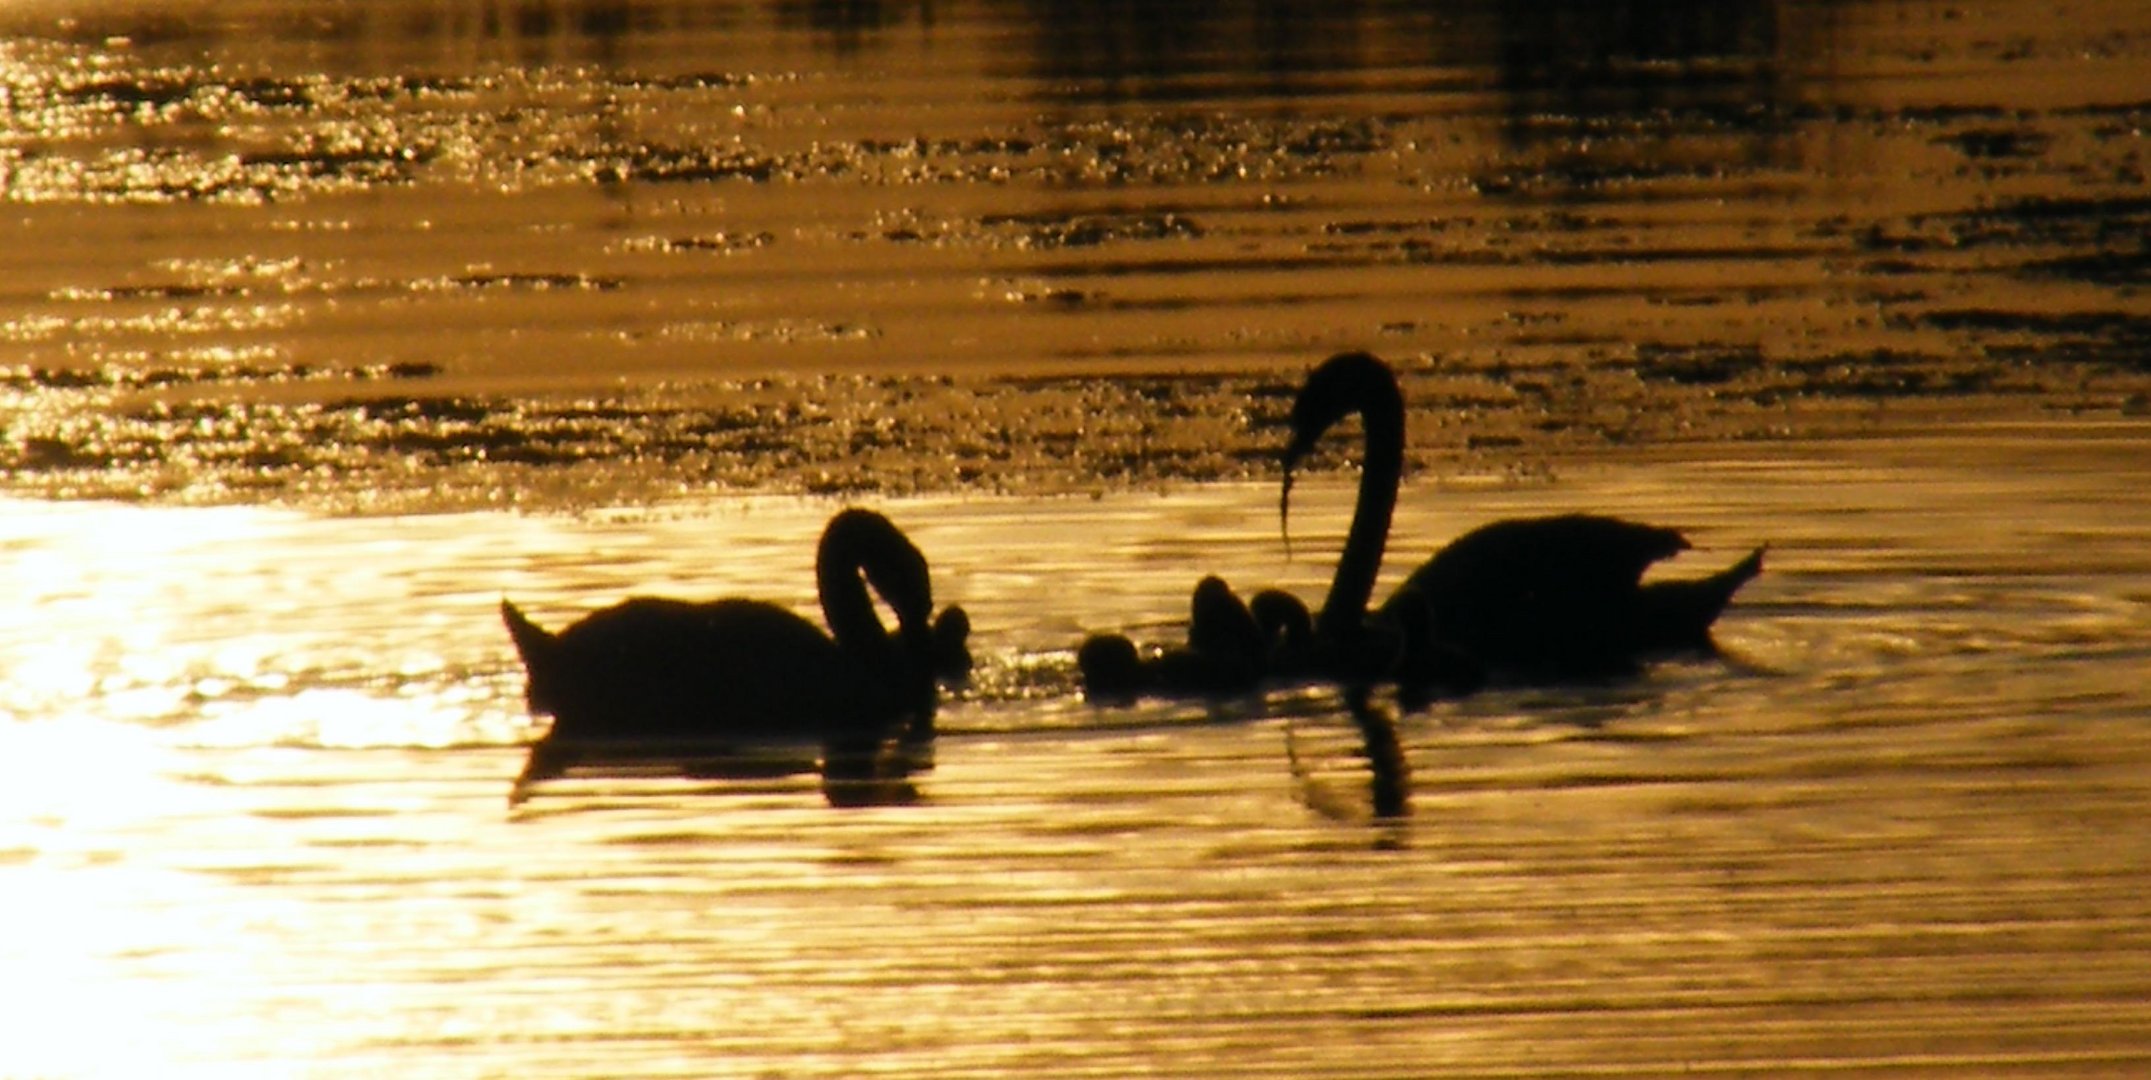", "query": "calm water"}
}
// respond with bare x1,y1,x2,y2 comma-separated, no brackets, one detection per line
3,2,2150,1076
